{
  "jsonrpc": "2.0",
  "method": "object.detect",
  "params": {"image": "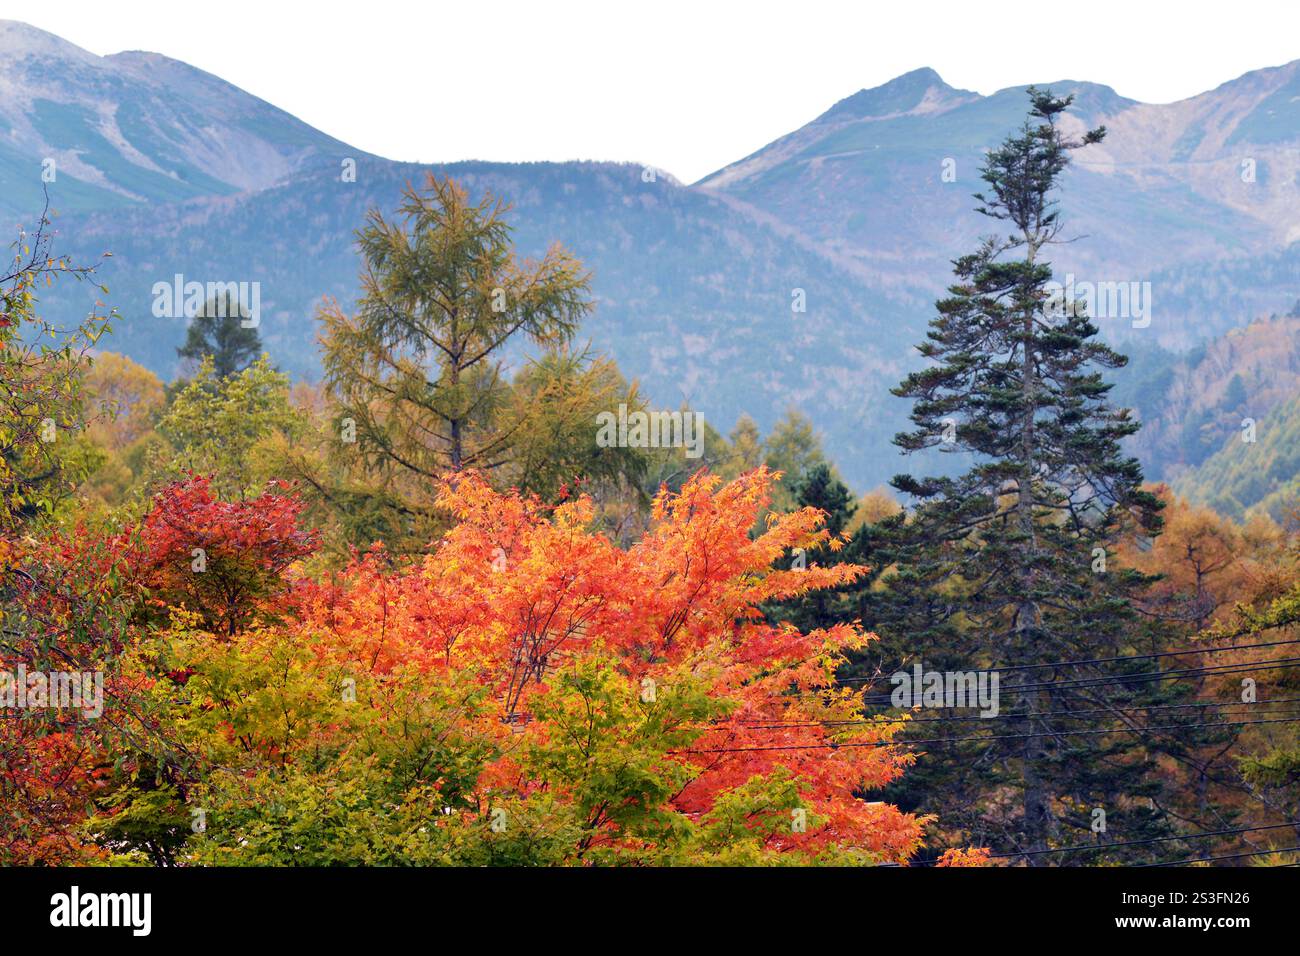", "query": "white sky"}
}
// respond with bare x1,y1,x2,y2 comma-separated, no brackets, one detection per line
9,0,1300,183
